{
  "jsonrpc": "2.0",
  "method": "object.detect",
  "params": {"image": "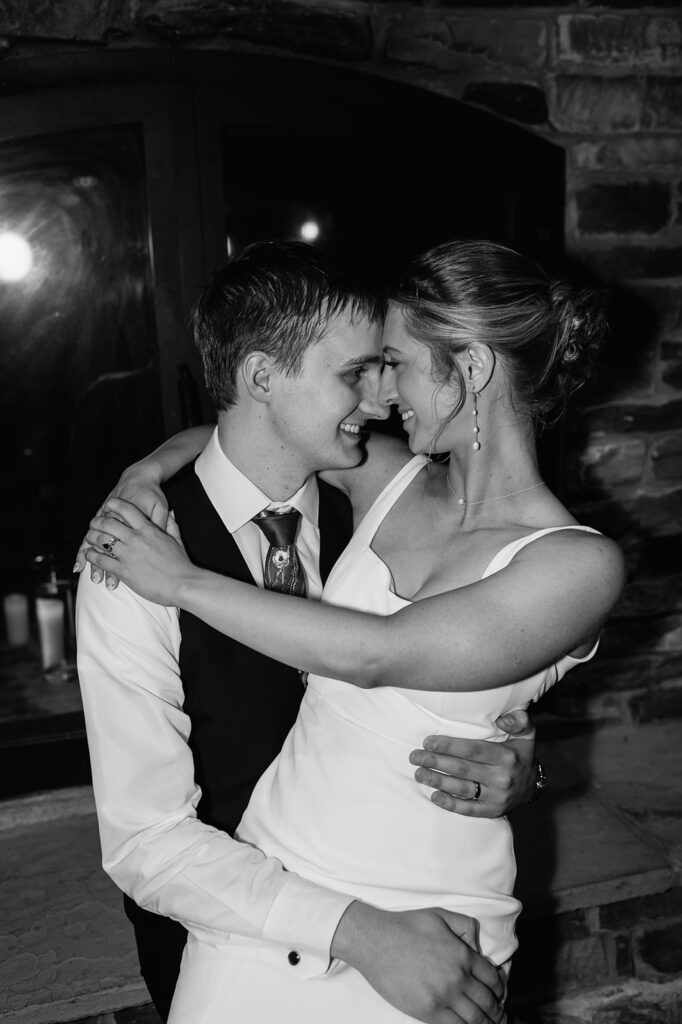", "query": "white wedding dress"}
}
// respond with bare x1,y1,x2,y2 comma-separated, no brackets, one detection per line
169,455,599,1023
